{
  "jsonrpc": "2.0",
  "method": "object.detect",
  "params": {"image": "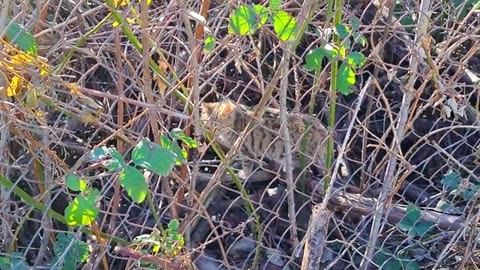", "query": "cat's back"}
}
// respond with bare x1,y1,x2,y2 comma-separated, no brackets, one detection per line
202,101,327,155
246,107,327,160
259,108,327,140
